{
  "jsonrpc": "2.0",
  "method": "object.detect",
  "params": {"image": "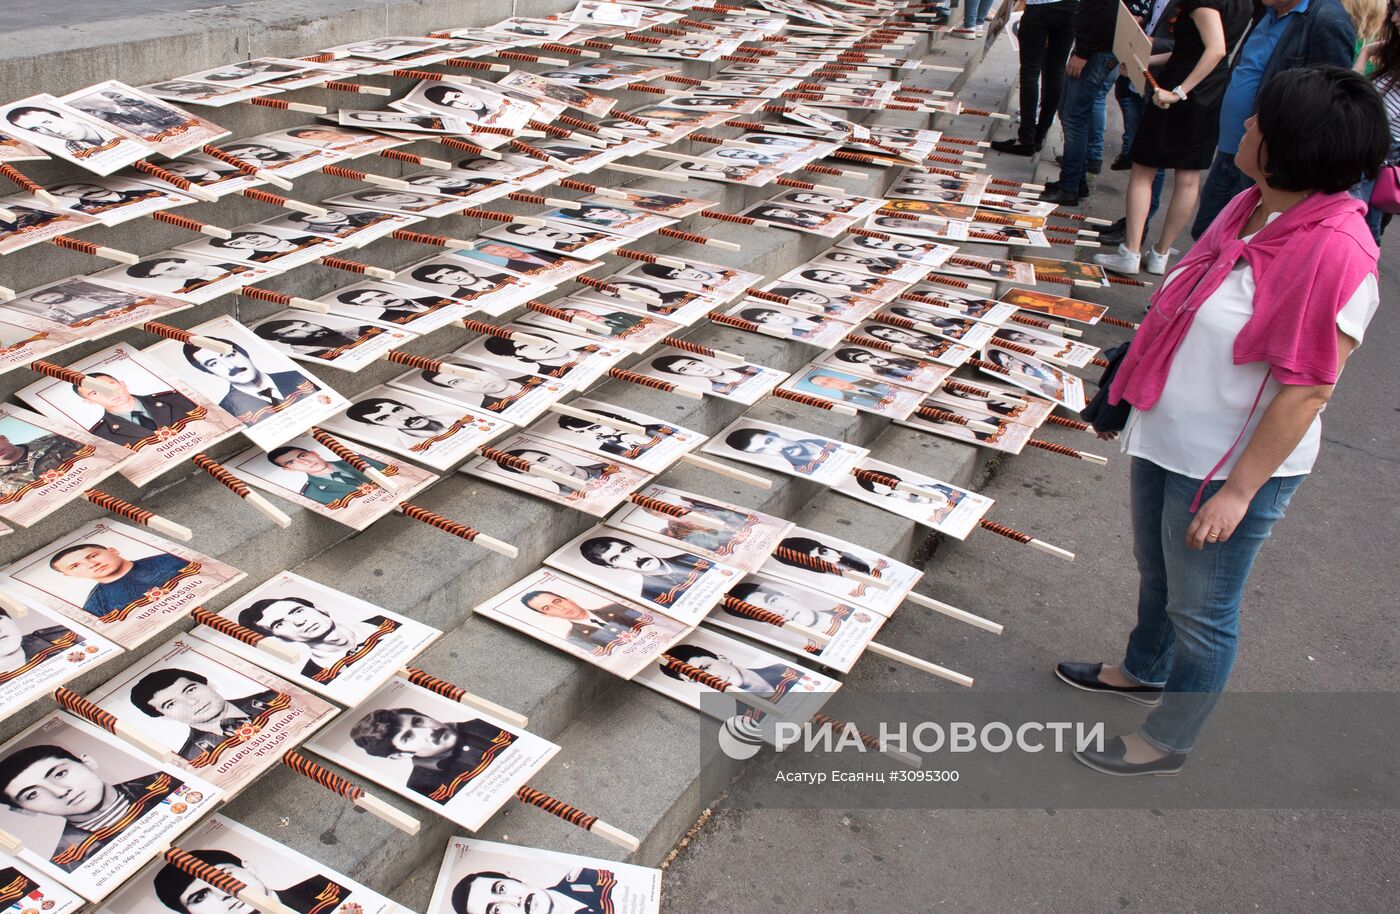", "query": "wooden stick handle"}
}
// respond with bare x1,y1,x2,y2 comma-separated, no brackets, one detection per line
241,188,327,217
83,489,191,541
902,591,1004,635
865,641,974,687
401,667,527,727
163,847,300,914
657,336,745,364
319,256,393,280
396,502,519,558
679,453,773,490
131,160,217,201
721,594,831,646
29,360,122,396
771,388,858,416
281,750,420,834
150,210,232,239
143,322,233,354
772,545,888,588
811,712,922,768
627,493,726,531
546,402,650,437
477,446,585,492
607,367,704,399
49,236,137,264
515,786,639,852
308,427,401,492
190,607,302,663
660,654,786,717
201,145,294,189
191,453,292,527
55,687,172,758
978,519,1076,561
1027,438,1108,464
